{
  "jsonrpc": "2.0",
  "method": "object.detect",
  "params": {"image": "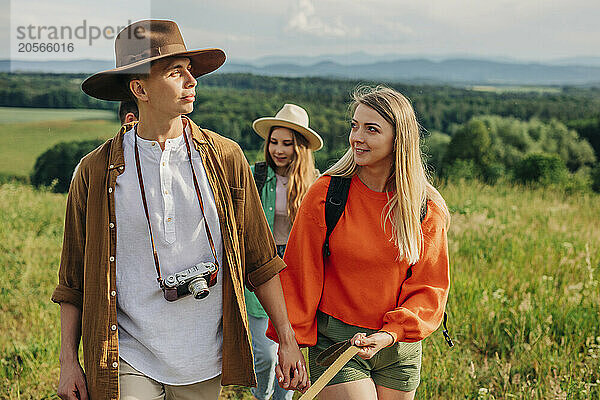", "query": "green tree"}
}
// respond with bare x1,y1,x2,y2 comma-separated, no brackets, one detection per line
443,119,493,180
591,164,600,193
31,139,104,193
513,153,568,186
422,131,450,174
445,119,492,166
